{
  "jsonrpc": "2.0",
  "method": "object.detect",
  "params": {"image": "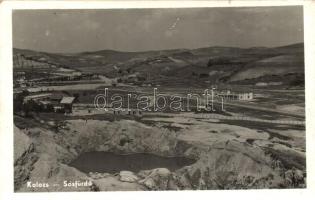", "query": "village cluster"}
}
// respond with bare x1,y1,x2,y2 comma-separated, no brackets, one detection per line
94,88,254,112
